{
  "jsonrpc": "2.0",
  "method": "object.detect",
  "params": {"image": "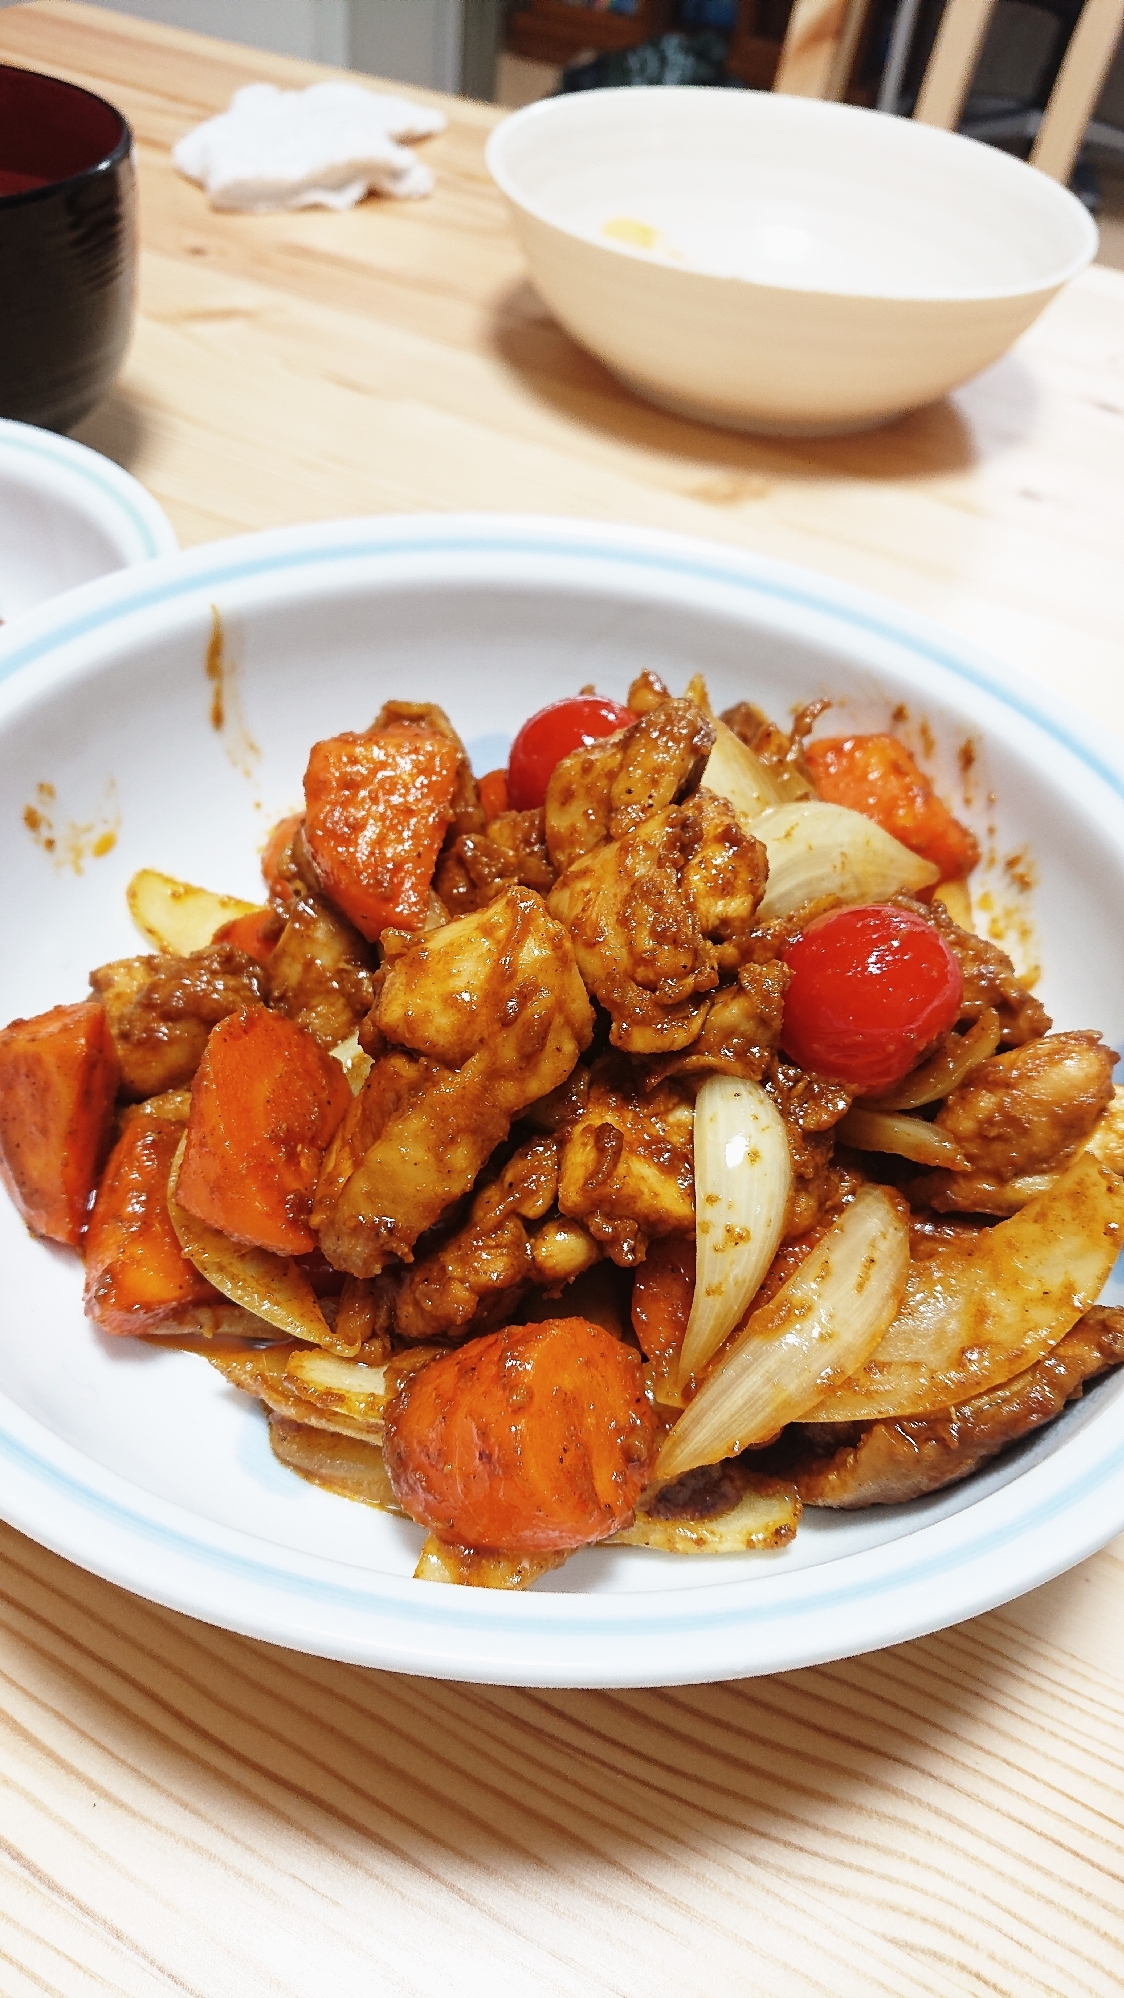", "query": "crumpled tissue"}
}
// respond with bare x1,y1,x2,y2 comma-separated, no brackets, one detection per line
173,81,447,212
